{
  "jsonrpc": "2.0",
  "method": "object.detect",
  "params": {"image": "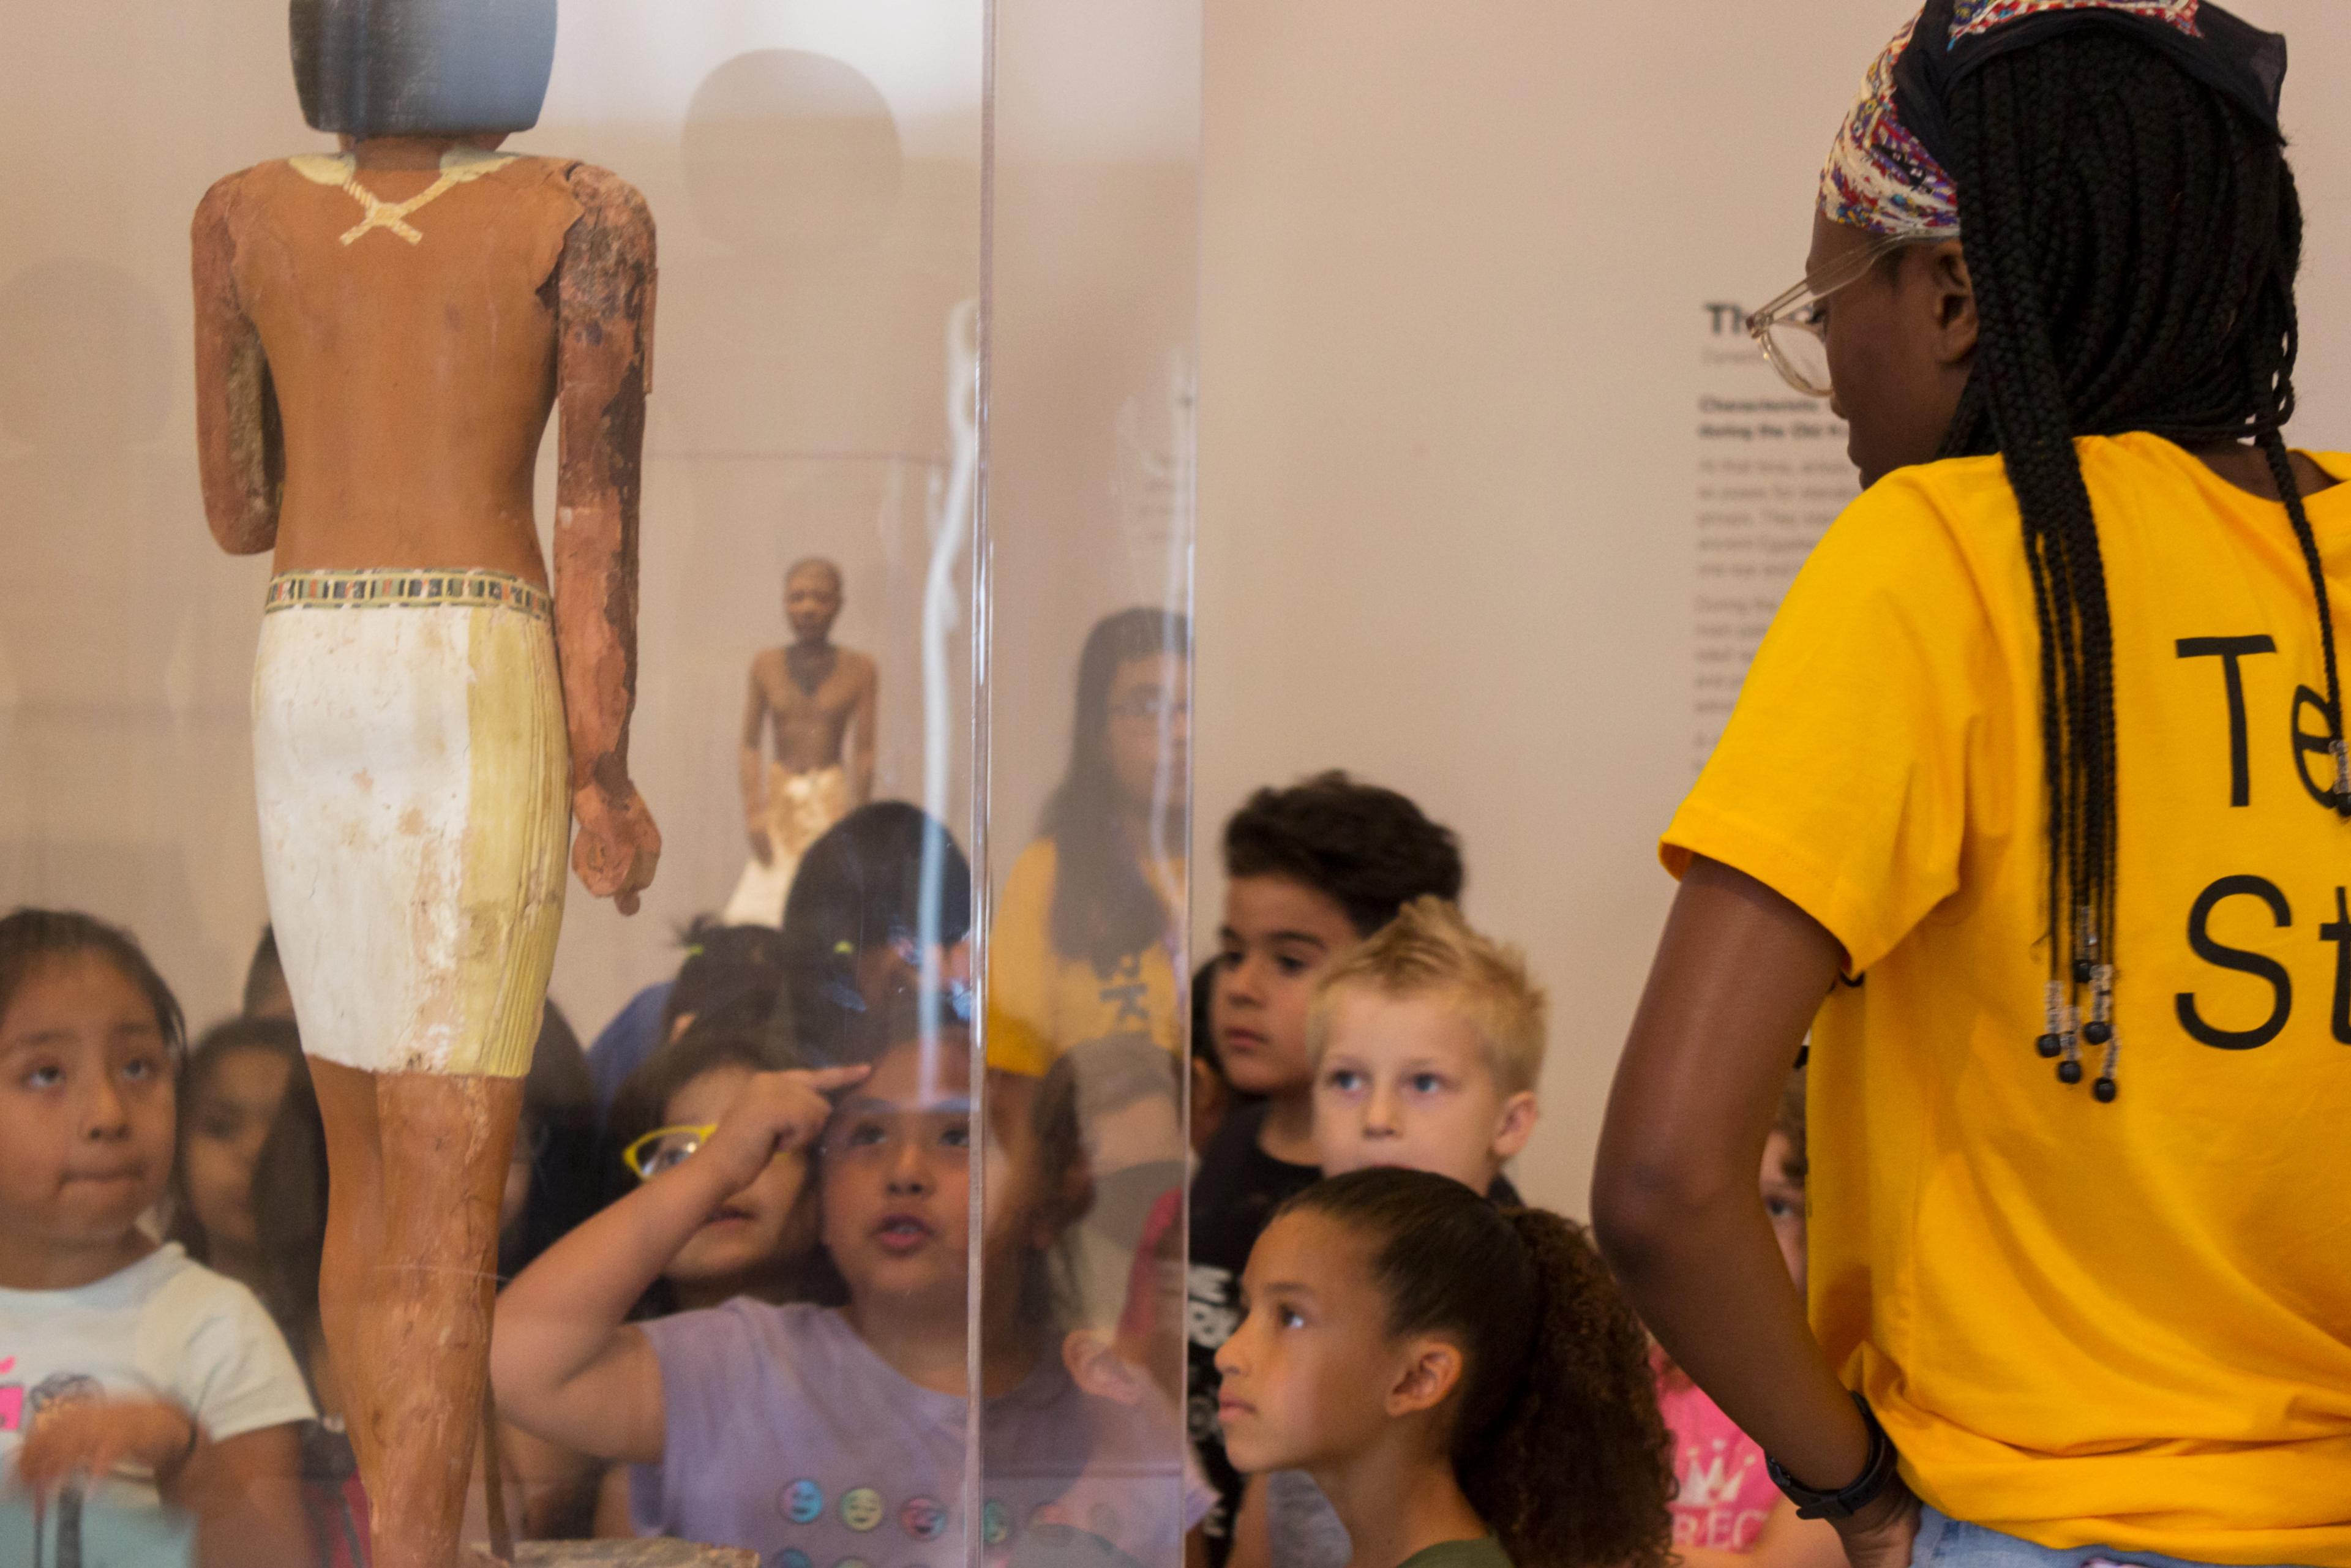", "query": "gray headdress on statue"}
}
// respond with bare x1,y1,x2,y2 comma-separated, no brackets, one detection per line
291,0,558,137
